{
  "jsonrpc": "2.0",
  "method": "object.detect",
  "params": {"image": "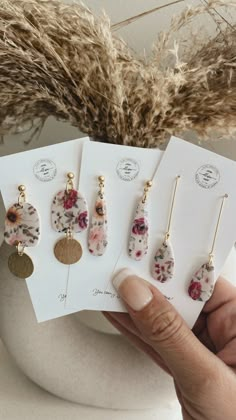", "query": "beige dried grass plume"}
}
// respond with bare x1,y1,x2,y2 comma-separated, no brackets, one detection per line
0,0,235,147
